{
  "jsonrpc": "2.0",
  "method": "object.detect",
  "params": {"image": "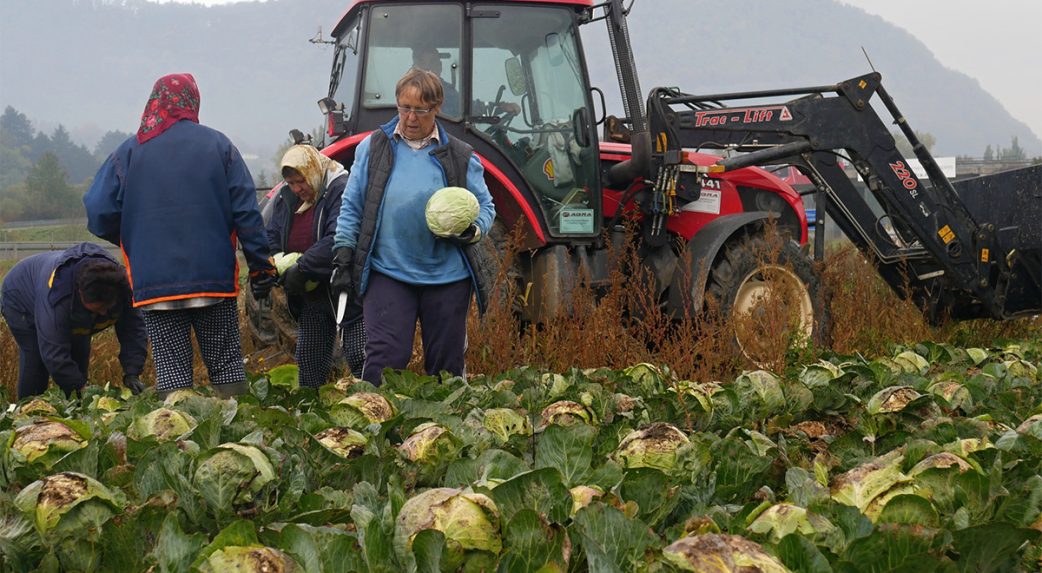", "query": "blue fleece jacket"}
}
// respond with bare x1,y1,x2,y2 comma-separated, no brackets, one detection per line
83,120,273,306
333,118,495,294
0,243,147,391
